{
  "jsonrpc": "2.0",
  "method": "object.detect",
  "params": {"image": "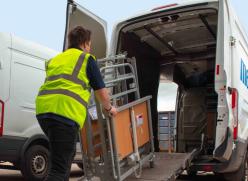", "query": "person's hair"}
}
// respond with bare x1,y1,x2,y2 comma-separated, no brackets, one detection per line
68,26,91,49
